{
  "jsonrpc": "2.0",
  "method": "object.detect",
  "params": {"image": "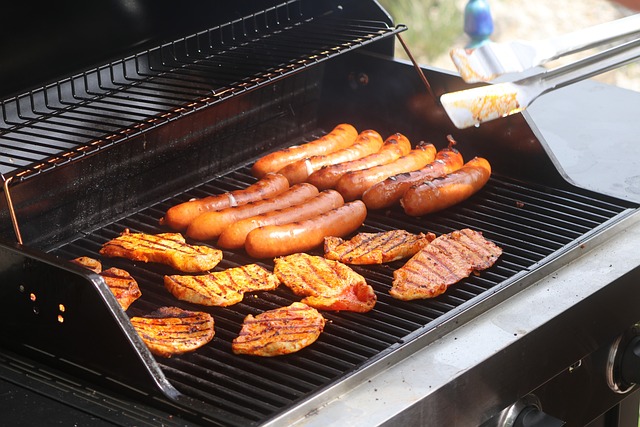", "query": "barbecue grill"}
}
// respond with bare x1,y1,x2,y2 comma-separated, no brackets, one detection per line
2,1,640,426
